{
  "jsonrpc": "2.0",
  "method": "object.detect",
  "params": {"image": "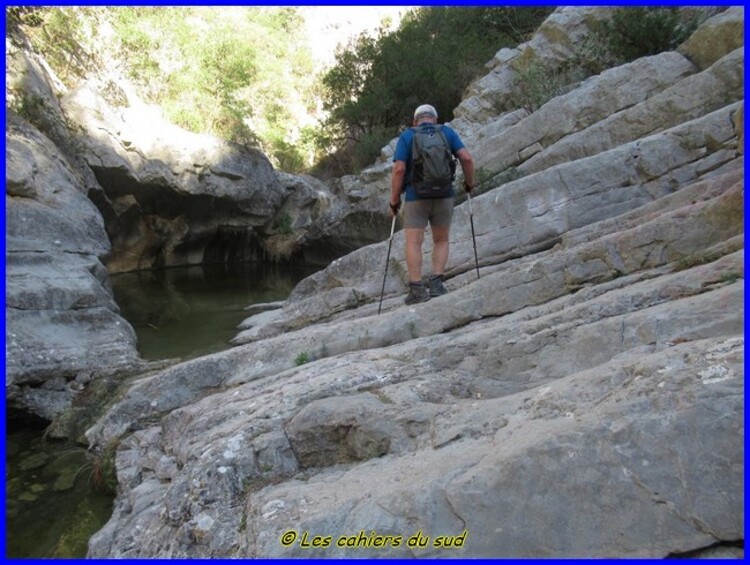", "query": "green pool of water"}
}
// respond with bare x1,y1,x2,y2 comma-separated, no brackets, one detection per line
111,262,316,361
6,262,317,557
6,424,114,558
